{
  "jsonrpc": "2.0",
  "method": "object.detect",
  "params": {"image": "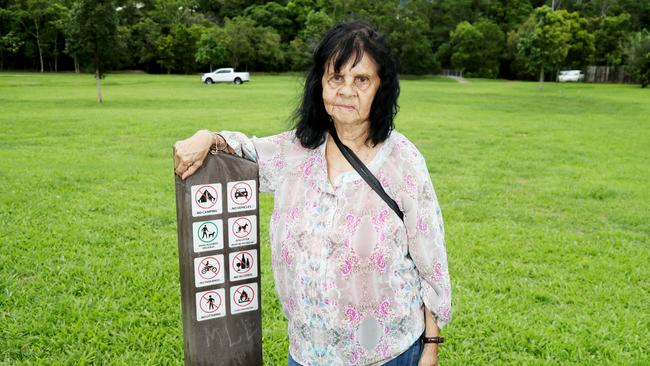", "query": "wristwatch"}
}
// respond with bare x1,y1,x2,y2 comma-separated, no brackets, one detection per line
421,336,445,344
